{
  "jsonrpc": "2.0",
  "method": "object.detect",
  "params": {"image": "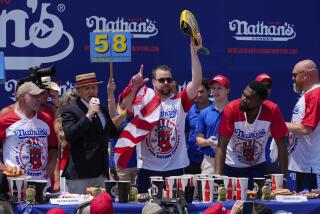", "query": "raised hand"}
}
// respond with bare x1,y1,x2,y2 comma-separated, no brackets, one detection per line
107,77,116,95
191,33,203,52
130,64,149,91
